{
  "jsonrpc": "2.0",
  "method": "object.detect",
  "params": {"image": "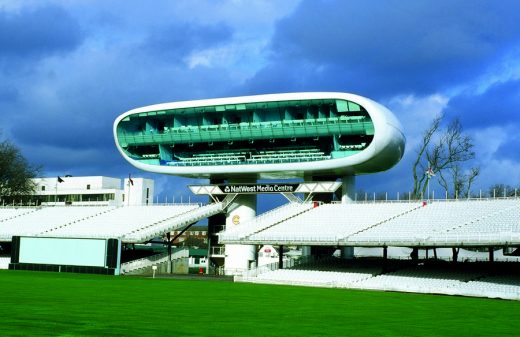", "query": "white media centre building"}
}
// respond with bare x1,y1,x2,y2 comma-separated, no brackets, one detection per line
32,176,154,206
